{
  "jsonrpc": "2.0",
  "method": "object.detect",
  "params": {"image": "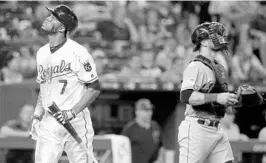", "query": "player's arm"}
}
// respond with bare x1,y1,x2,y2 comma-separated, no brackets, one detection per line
33,49,44,120
30,92,44,140
180,63,238,106
53,48,101,123
180,63,216,105
29,47,44,140
71,80,101,116
71,48,101,116
32,93,44,119
181,86,238,107
181,90,220,106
